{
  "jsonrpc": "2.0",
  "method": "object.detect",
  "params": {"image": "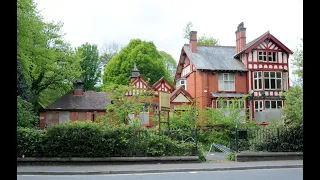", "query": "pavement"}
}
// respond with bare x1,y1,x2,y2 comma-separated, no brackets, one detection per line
17,160,303,175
